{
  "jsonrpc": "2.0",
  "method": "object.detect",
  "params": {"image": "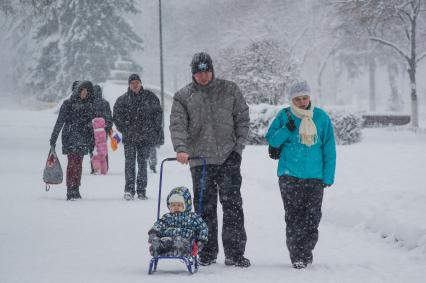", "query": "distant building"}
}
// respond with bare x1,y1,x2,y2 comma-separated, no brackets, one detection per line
109,60,141,84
